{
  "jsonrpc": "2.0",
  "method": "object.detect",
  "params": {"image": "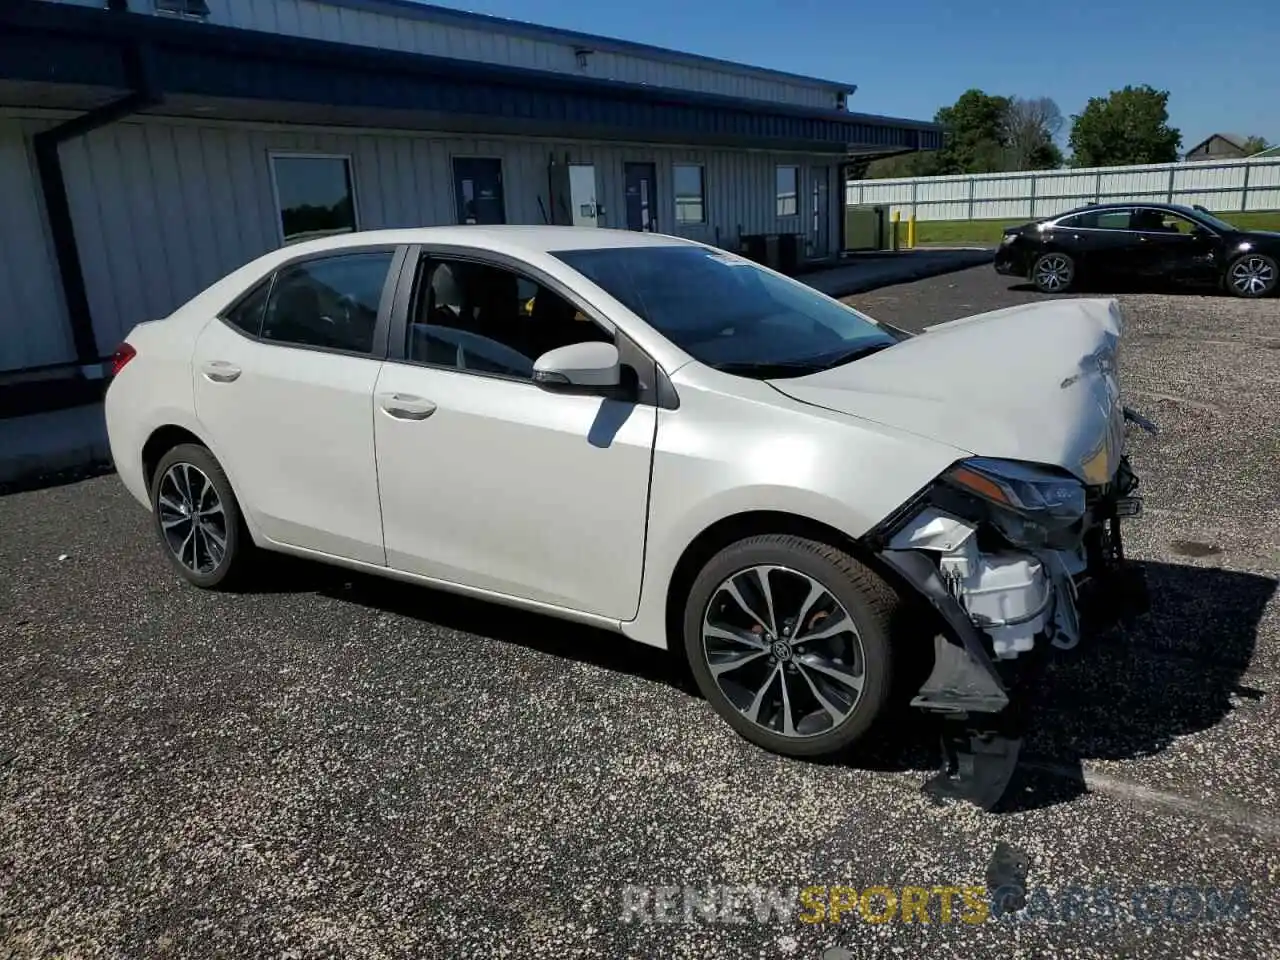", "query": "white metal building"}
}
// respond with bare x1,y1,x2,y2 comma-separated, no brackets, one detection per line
0,0,940,410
